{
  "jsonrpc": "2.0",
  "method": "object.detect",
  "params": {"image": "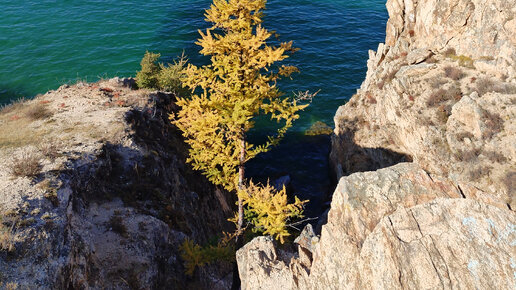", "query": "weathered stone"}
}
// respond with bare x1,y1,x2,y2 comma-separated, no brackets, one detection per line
0,79,233,289
237,167,516,289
